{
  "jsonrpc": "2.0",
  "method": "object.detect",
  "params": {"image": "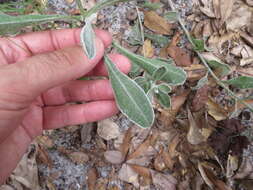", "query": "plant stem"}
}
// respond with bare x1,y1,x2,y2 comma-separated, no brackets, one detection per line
167,0,253,112
76,0,86,16
83,0,133,18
